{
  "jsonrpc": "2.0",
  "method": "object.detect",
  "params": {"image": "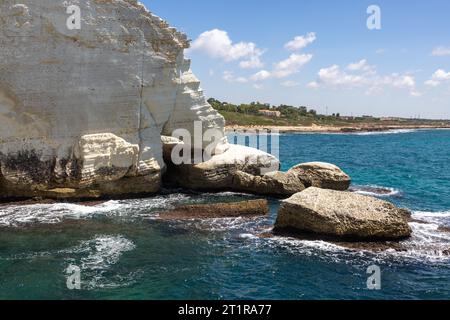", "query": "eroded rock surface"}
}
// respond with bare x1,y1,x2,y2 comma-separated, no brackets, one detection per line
232,170,305,196
288,162,351,191
158,199,269,220
275,187,412,241
163,141,281,192
0,0,227,199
